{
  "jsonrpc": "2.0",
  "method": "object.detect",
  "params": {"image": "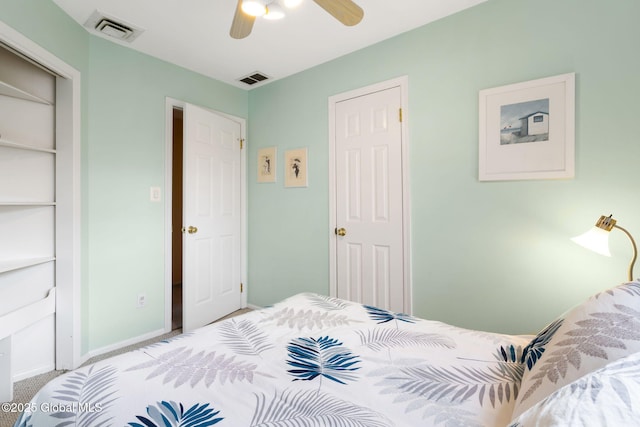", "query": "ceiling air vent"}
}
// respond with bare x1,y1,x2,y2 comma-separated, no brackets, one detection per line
238,72,270,86
84,10,144,43
96,19,133,40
